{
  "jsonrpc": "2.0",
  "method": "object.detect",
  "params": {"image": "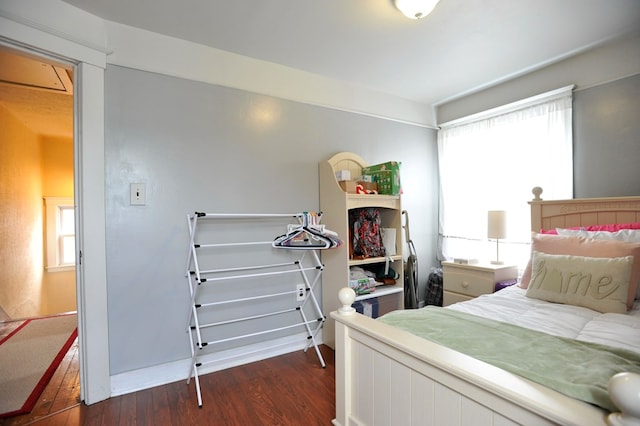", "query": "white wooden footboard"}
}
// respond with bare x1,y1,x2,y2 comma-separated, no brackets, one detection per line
331,310,607,426
329,191,640,426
